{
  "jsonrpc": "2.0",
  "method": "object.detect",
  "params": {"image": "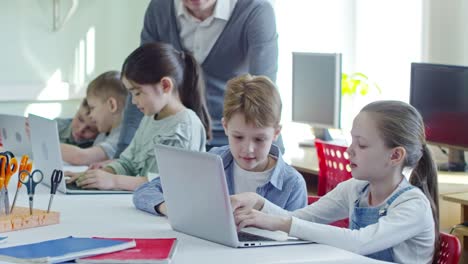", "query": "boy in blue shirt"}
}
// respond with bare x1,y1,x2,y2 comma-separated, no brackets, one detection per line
133,74,307,215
